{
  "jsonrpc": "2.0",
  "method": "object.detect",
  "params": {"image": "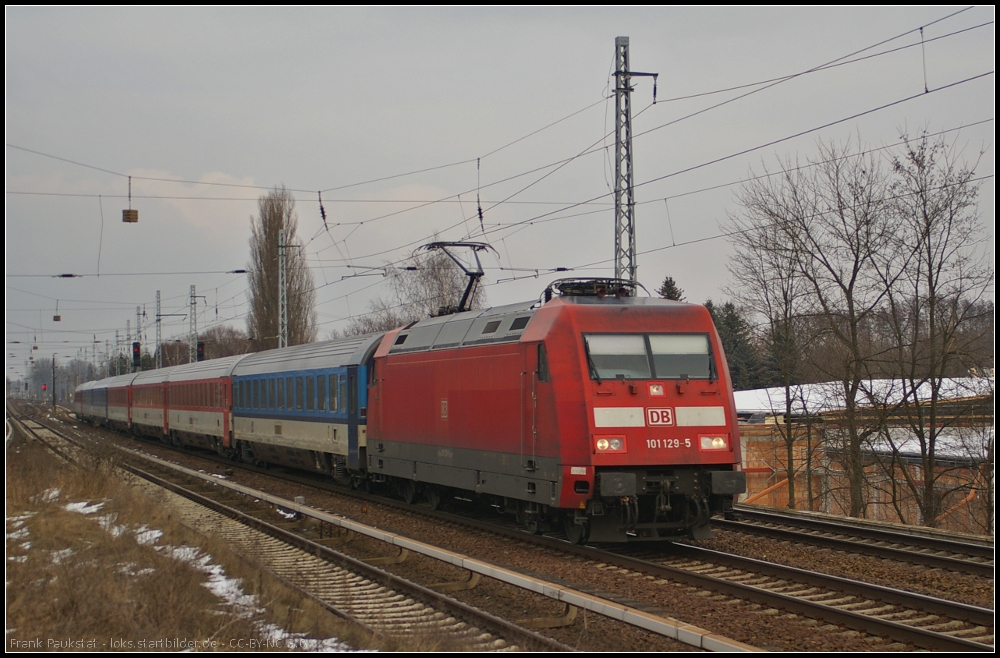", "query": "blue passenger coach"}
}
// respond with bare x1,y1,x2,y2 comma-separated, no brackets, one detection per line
230,334,383,481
